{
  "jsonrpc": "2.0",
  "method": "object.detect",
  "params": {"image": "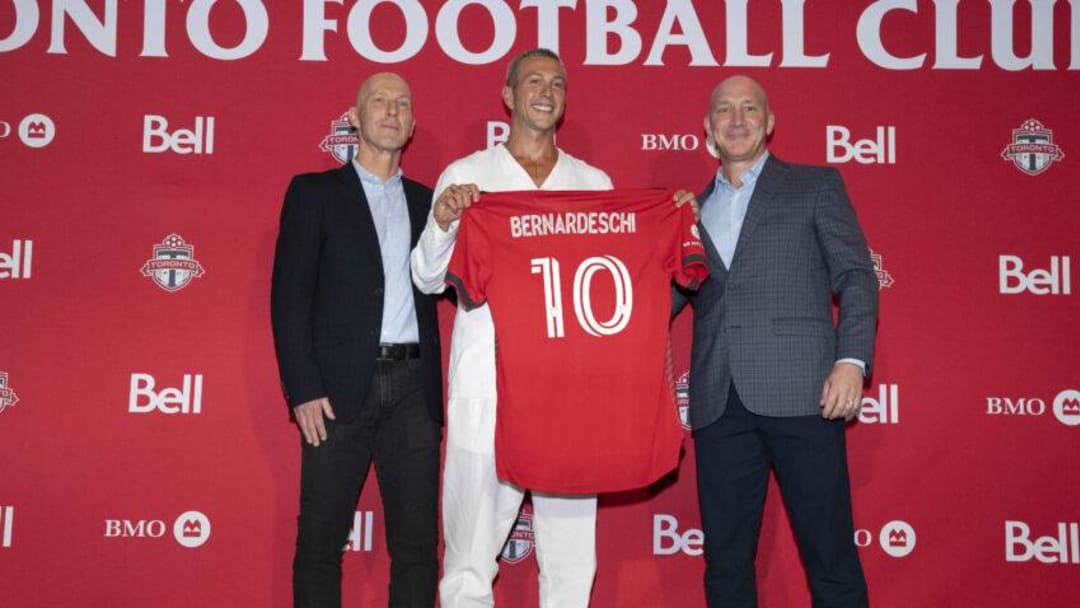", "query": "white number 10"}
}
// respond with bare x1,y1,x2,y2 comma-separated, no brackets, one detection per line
530,255,633,338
